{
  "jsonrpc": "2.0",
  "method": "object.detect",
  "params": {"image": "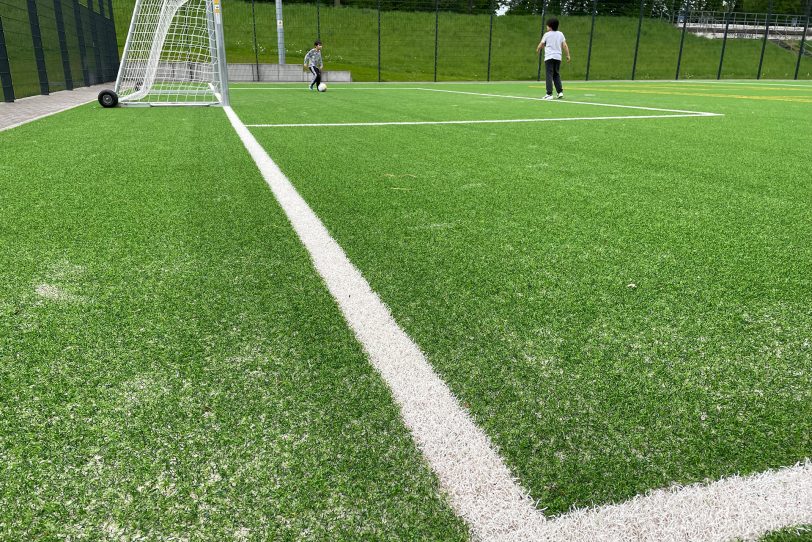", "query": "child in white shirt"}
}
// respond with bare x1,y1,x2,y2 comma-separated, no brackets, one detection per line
536,18,571,100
